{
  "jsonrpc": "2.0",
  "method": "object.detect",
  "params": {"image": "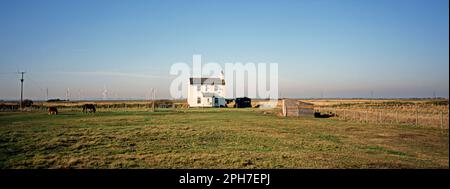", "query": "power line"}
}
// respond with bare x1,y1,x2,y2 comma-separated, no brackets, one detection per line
0,72,18,75
25,74,50,100
25,75,45,92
